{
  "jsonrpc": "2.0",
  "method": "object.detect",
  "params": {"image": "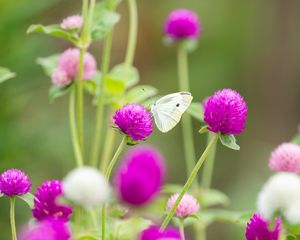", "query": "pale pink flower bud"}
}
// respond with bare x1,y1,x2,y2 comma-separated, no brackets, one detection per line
60,15,83,30
51,68,72,87
167,193,200,218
